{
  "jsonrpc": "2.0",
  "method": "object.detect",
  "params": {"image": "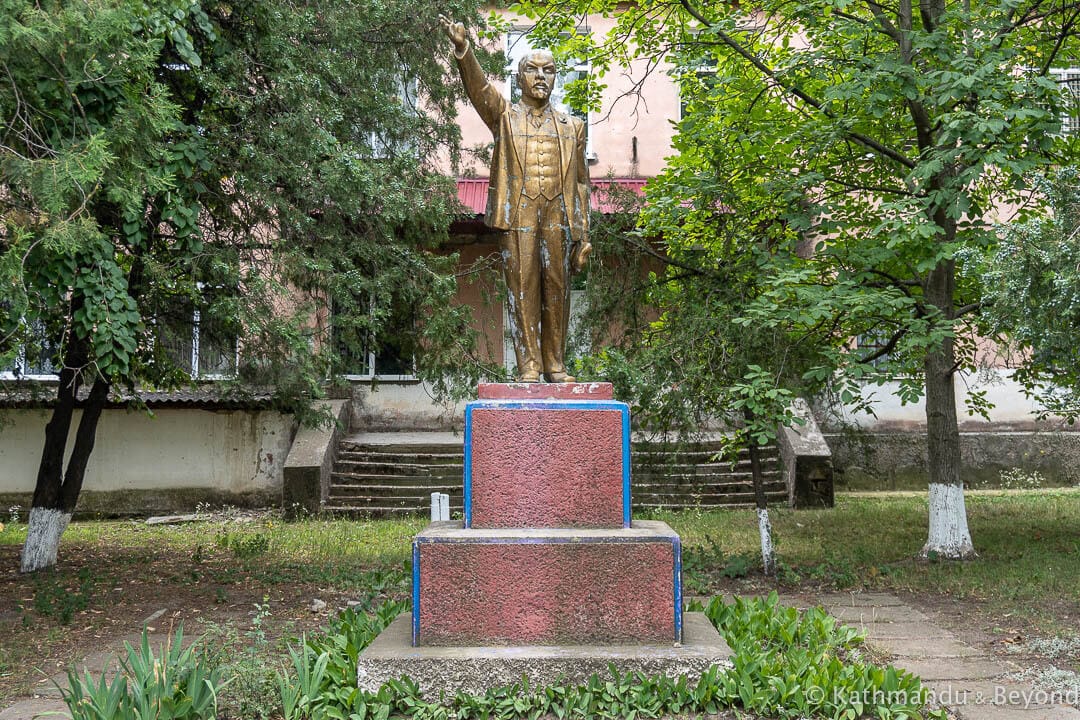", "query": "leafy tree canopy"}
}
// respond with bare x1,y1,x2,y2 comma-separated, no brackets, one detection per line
981,167,1080,422
1,0,497,416
519,0,1080,556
